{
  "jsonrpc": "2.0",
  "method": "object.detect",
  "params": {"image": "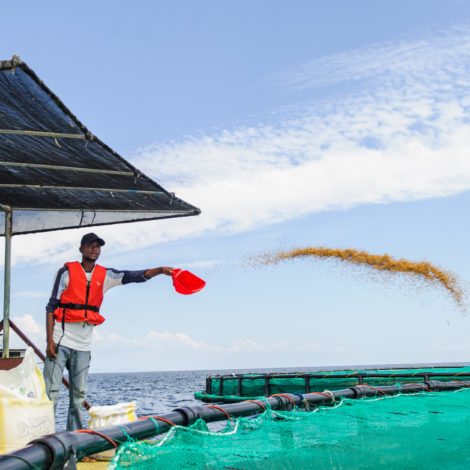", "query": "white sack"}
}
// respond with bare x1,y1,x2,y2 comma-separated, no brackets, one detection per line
0,348,55,454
